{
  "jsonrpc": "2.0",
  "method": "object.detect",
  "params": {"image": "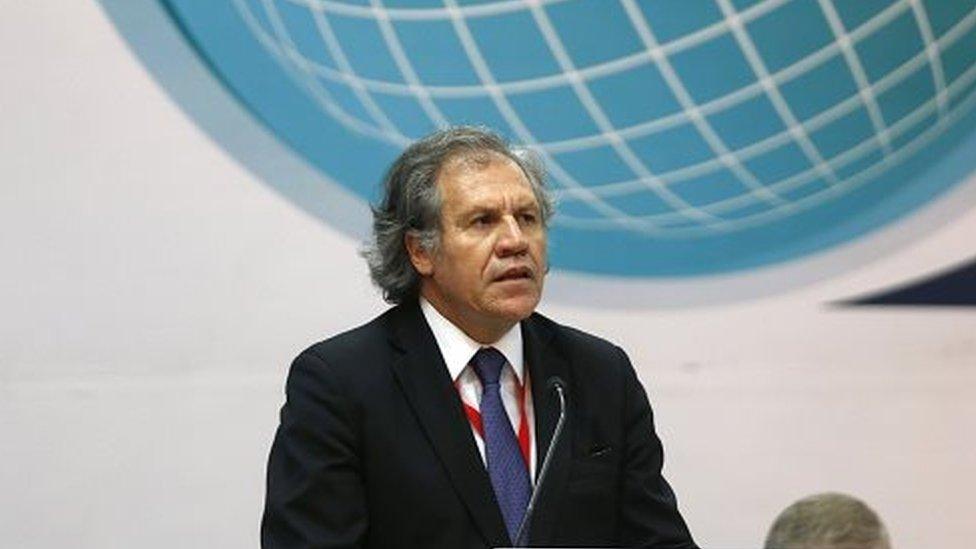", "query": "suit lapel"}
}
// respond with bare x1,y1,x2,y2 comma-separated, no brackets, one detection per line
522,314,573,546
386,303,510,547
